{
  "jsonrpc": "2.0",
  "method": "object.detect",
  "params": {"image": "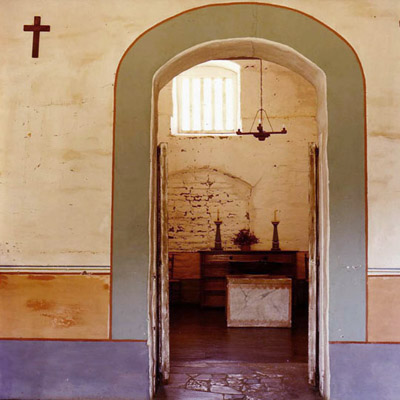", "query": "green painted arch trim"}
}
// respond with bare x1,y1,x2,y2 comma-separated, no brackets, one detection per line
112,3,366,342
